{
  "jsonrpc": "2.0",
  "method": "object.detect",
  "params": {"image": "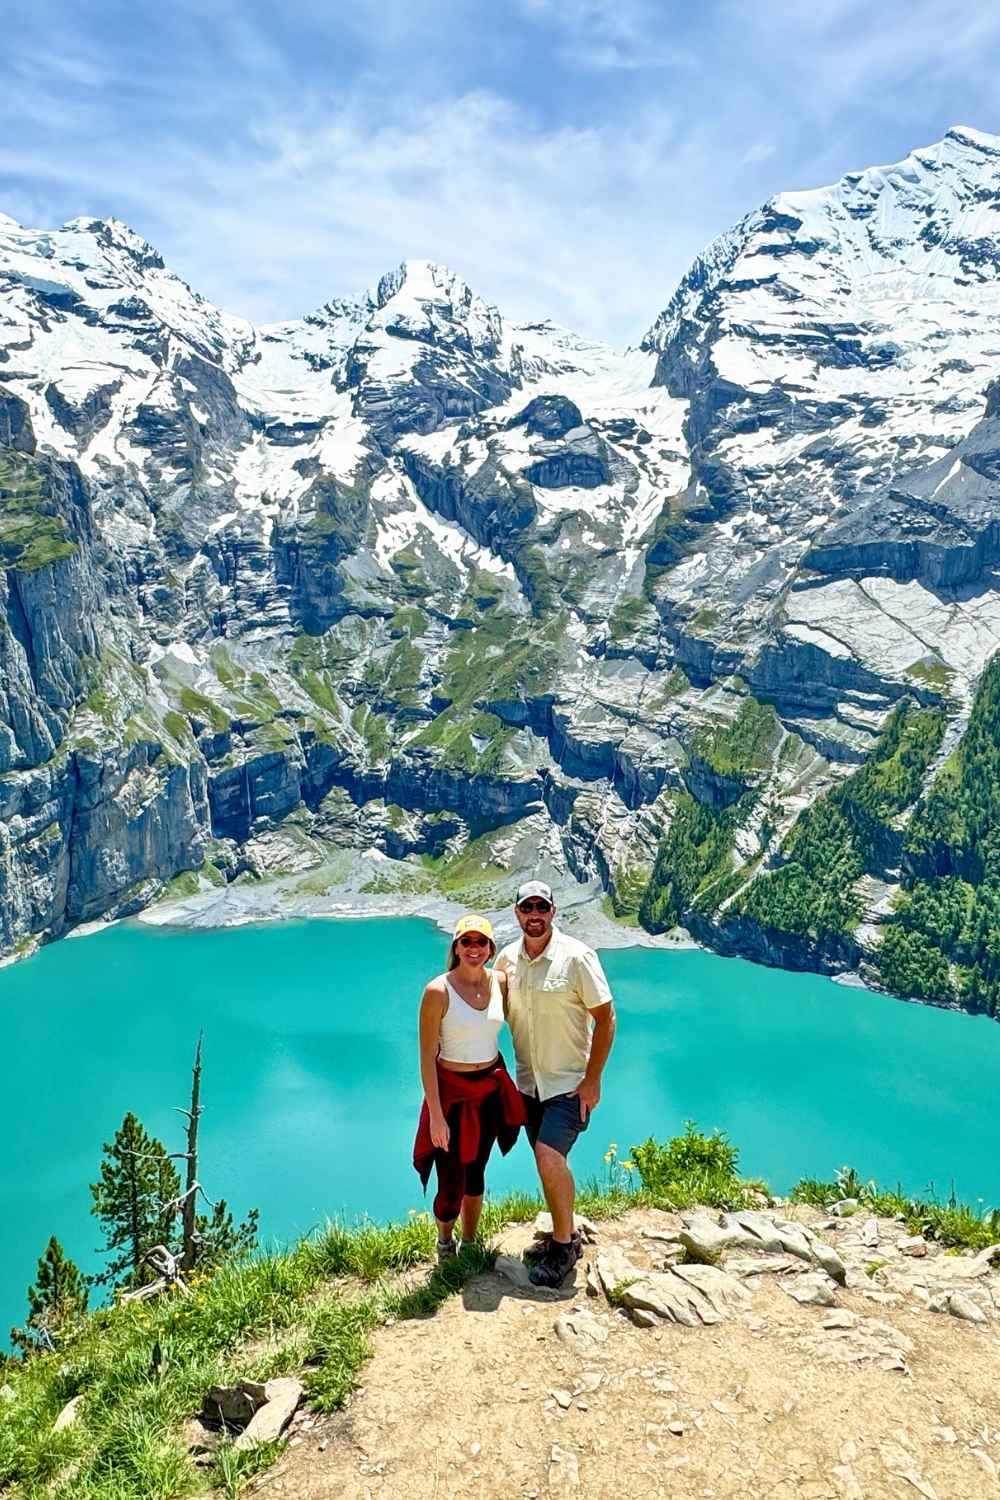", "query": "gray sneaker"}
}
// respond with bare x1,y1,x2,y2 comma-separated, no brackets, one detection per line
437,1238,459,1265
